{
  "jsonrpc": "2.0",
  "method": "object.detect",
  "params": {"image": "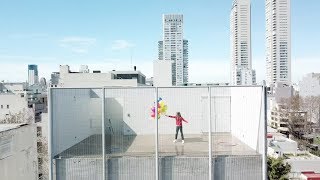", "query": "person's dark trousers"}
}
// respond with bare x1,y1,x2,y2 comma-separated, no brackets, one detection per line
175,126,184,140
